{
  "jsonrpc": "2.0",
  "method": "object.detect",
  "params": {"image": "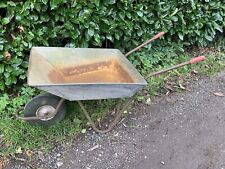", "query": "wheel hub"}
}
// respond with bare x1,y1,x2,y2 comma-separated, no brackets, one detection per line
36,105,56,121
